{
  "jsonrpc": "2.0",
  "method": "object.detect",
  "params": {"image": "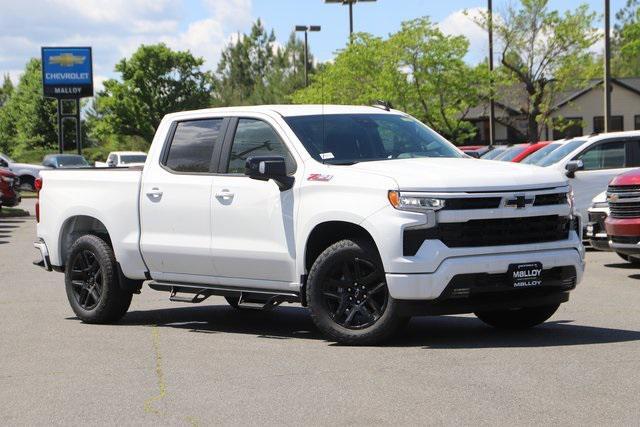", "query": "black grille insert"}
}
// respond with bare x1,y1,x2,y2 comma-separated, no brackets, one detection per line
423,215,570,248
443,197,502,210
533,193,567,206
